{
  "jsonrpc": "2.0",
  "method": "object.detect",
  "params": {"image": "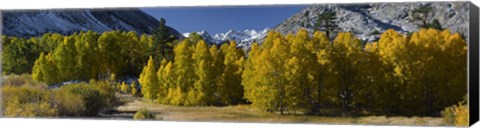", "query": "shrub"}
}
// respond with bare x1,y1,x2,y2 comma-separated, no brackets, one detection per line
51,89,85,116
120,82,130,93
442,96,468,126
2,74,47,88
1,75,117,117
2,85,56,117
131,81,138,96
58,82,115,116
133,108,155,120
